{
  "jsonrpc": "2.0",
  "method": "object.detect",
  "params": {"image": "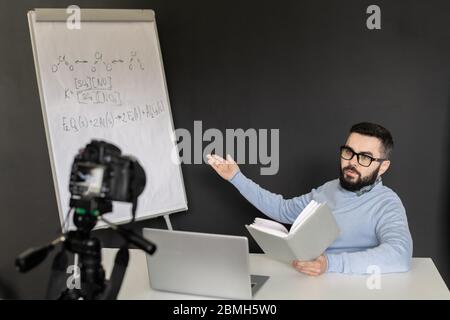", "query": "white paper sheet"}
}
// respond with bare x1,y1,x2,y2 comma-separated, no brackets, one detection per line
29,13,187,229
